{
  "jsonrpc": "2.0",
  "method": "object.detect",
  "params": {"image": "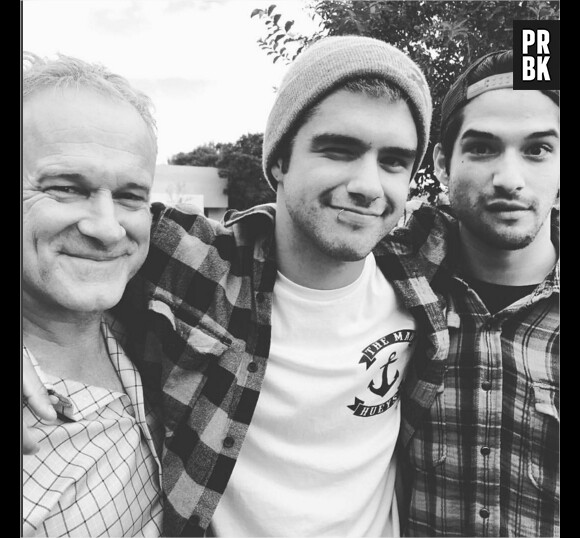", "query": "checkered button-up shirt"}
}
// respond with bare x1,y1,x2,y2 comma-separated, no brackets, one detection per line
22,317,163,537
397,204,560,537
116,202,451,537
